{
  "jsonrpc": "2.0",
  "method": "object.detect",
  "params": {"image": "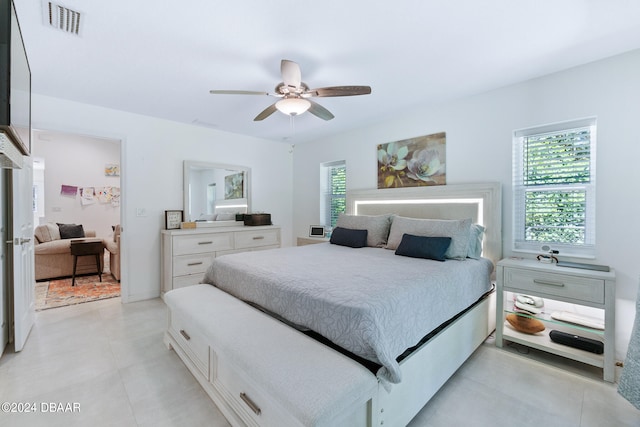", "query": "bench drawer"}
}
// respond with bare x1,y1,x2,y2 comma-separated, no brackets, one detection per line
169,313,209,378
212,350,298,427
